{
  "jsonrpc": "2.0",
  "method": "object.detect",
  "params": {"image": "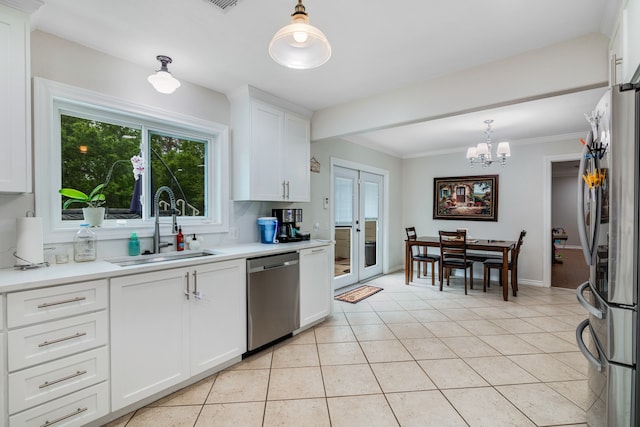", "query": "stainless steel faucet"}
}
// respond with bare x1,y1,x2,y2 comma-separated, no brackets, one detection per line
153,186,178,254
